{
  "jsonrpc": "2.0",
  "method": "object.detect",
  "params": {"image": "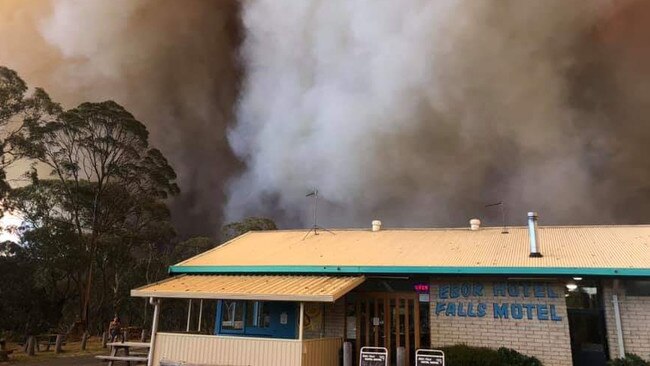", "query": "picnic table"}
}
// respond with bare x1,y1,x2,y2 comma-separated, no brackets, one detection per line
36,334,65,351
95,341,150,365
